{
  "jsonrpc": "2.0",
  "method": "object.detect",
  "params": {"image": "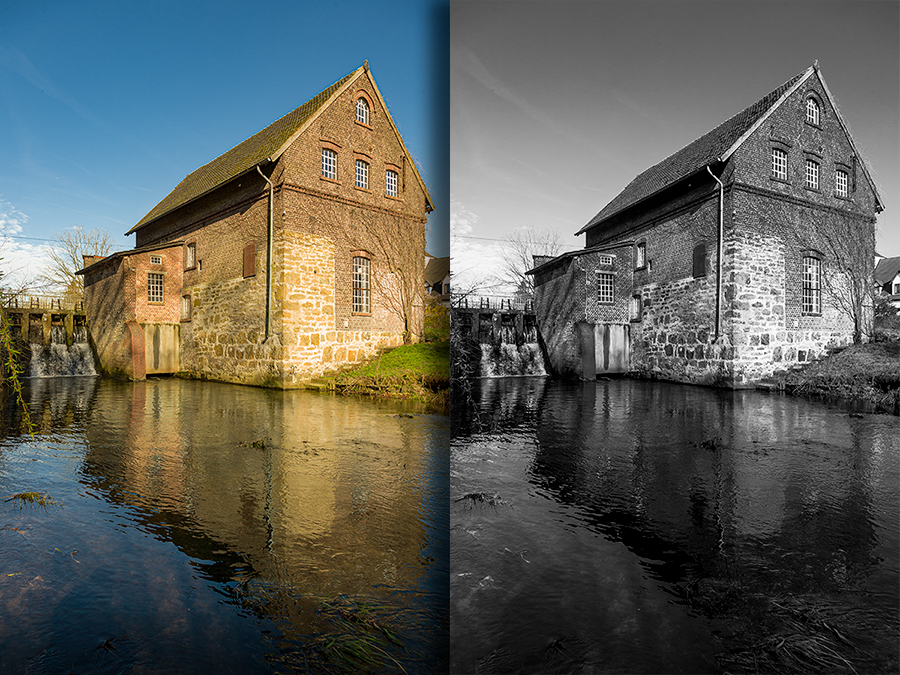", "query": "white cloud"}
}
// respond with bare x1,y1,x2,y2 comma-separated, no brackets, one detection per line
450,198,511,296
0,199,53,290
